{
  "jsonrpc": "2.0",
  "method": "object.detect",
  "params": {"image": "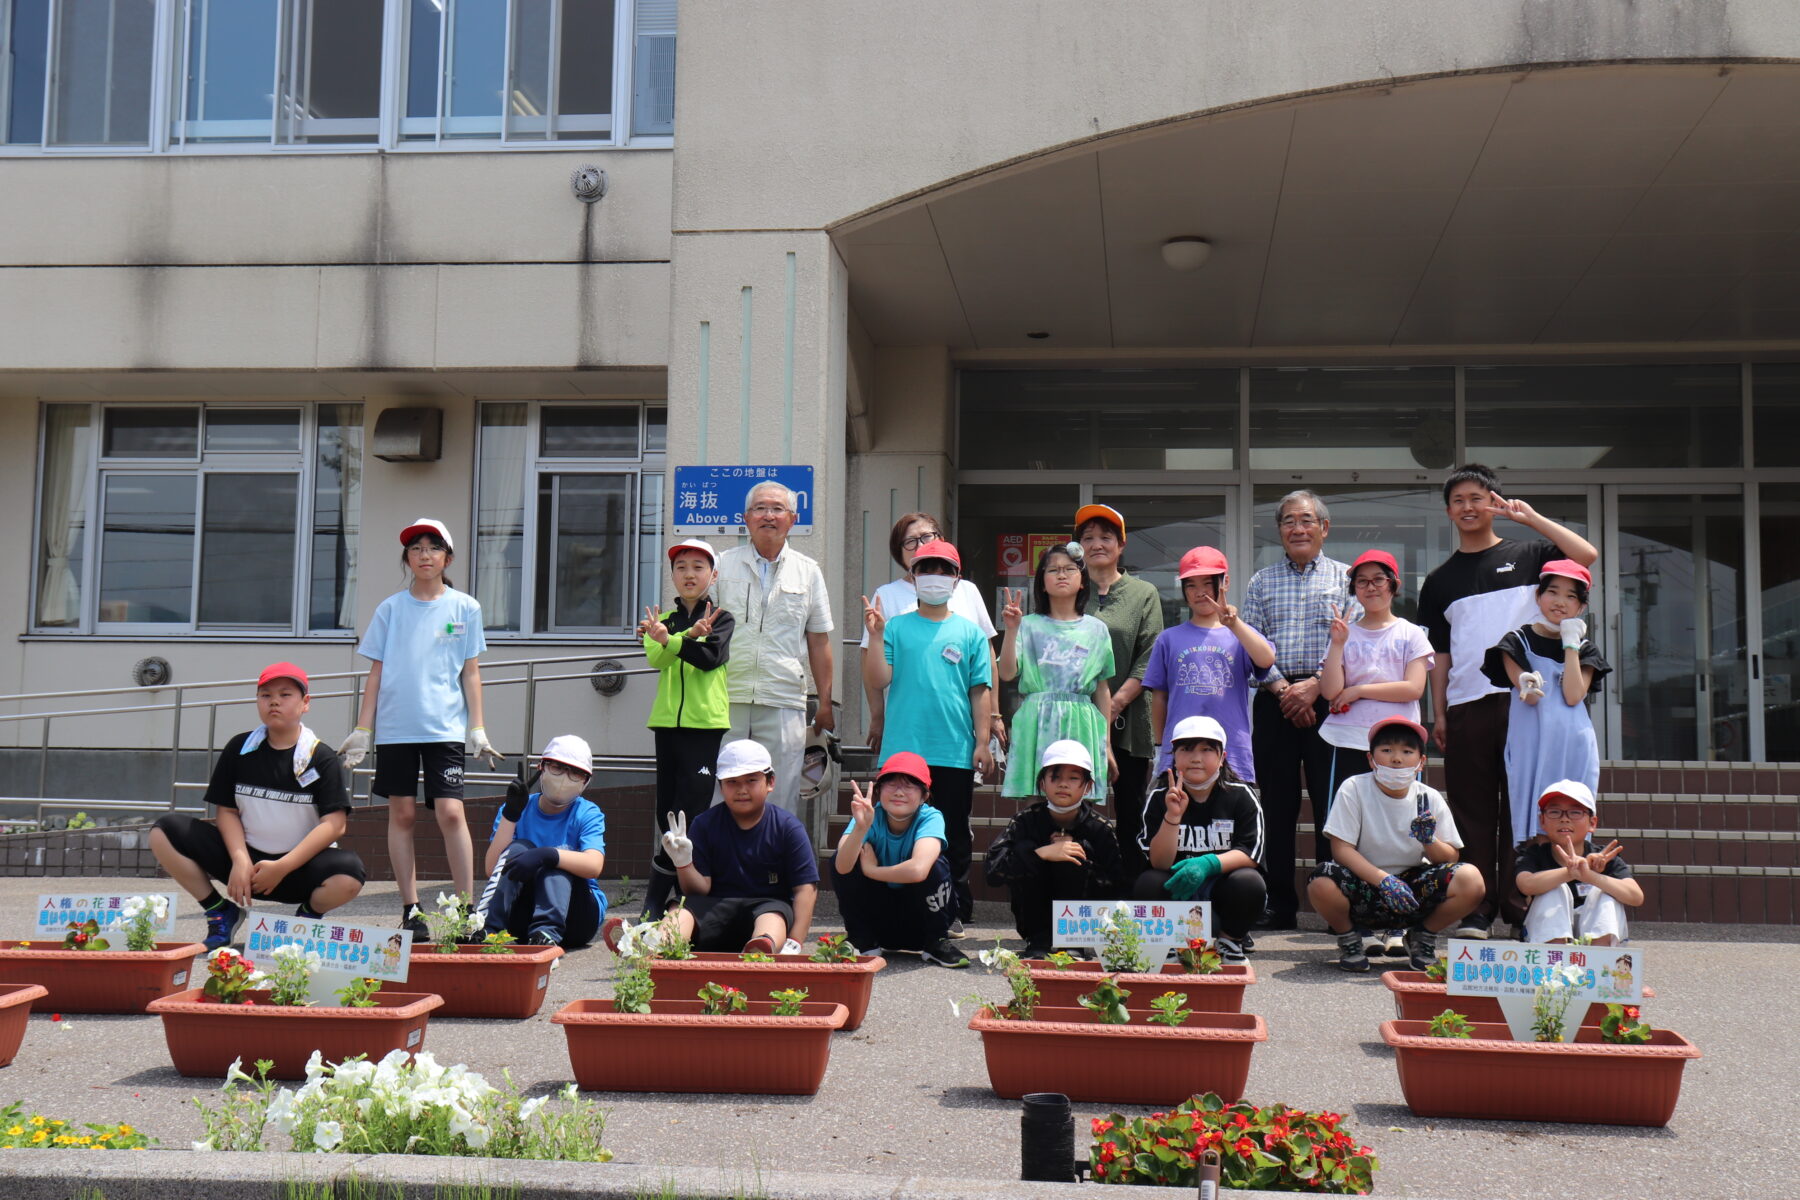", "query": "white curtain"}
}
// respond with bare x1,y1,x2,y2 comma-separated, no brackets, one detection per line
36,406,92,627
475,404,528,631
334,418,363,629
